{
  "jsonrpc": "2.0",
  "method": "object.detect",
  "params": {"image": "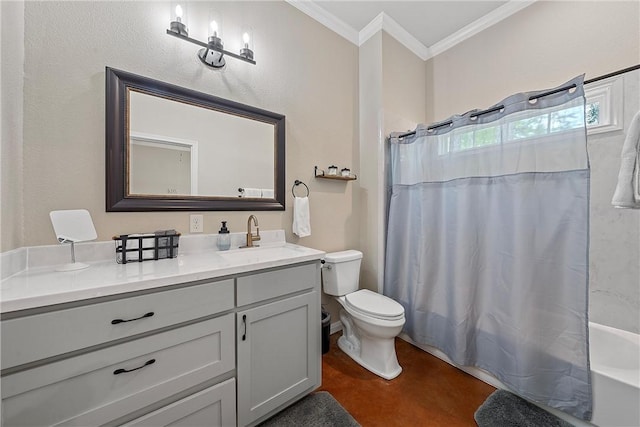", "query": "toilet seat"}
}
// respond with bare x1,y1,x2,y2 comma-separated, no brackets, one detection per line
344,289,404,321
